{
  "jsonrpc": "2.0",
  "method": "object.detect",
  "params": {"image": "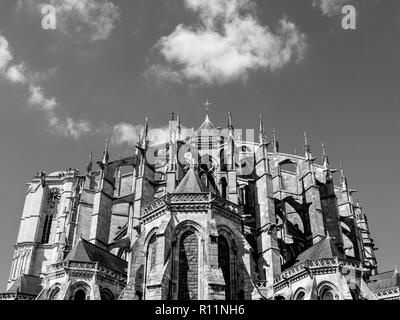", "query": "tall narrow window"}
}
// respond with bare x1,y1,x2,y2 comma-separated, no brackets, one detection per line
41,188,60,244
220,149,227,172
239,186,251,206
146,234,157,278
218,235,231,299
41,214,53,244
178,231,198,300
220,178,227,199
